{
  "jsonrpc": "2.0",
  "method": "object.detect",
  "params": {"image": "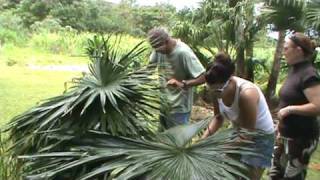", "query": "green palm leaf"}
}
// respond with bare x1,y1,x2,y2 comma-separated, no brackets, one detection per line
305,0,320,31
20,120,261,180
261,0,306,31
2,35,160,155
